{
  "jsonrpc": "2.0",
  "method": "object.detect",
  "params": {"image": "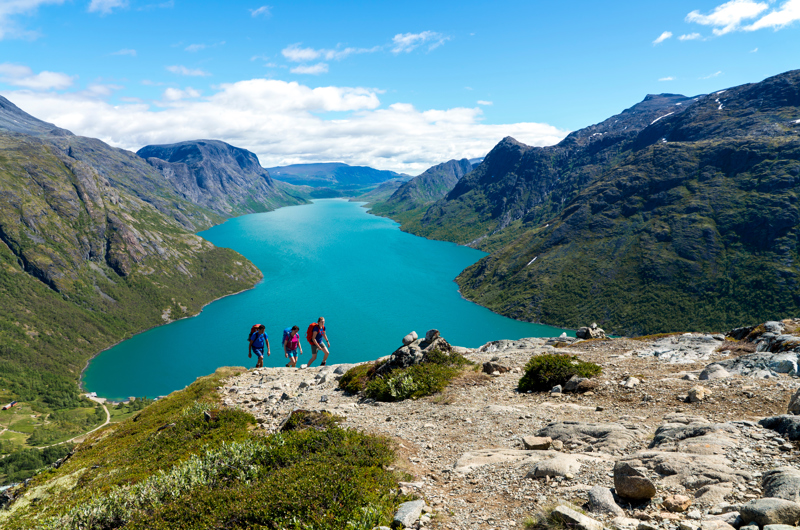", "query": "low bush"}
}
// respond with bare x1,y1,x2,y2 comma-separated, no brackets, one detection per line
363,349,473,402
518,354,601,392
338,363,377,394
281,410,342,432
